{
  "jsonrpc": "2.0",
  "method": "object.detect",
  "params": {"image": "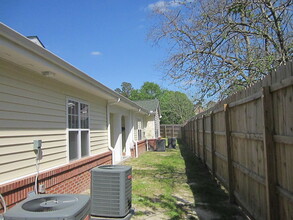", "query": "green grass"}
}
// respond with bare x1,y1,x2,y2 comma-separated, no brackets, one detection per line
123,144,246,220
123,149,187,219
